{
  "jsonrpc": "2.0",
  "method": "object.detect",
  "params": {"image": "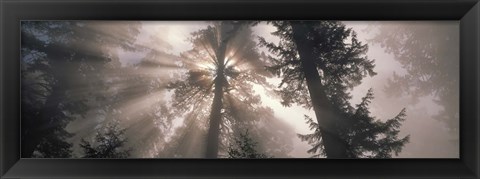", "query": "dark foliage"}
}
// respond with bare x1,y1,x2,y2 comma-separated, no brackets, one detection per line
80,122,131,158
260,21,409,158
298,89,409,158
259,21,375,110
20,20,420,159
227,130,269,158
21,21,141,158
